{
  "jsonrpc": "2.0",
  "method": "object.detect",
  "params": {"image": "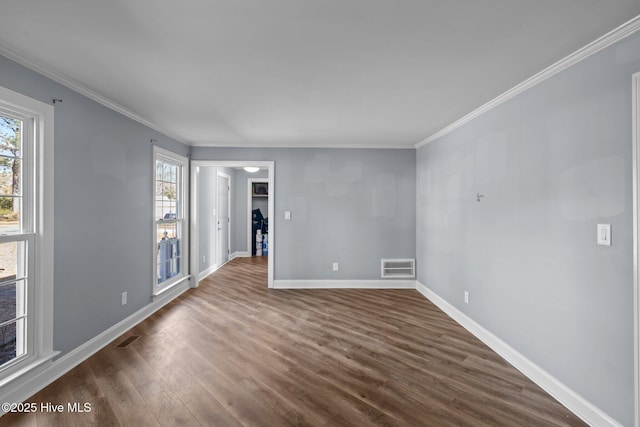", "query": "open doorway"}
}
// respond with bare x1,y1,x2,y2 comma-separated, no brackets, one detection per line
190,160,274,288
248,177,269,258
